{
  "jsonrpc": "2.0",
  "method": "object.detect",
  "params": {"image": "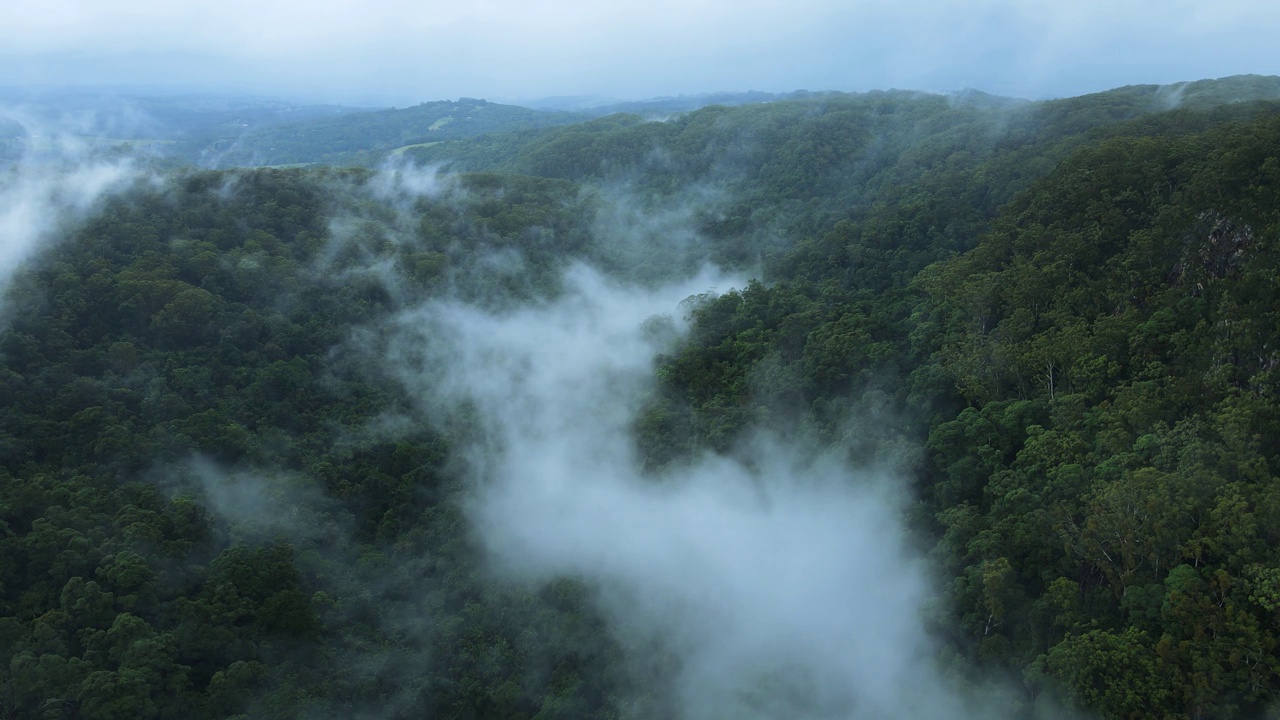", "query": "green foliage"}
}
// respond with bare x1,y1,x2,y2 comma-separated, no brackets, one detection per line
912,107,1280,718
635,88,1280,718
5,76,1280,719
190,98,588,167
0,166,629,718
